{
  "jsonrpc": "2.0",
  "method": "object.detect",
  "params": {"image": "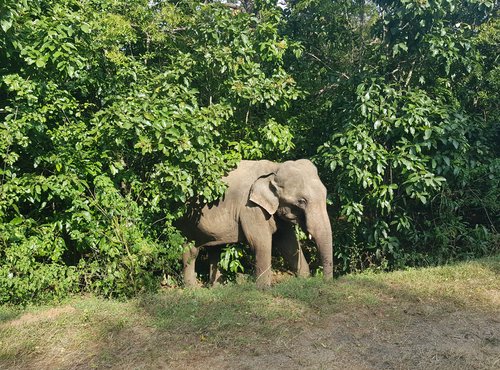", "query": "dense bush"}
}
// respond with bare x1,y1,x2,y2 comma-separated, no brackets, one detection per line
1,0,498,304
0,0,298,303
284,0,499,271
